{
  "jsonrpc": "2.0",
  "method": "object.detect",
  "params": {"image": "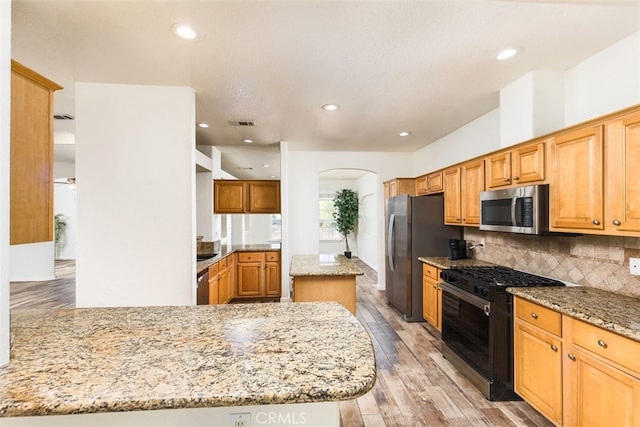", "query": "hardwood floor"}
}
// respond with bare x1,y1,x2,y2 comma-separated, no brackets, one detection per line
341,258,552,427
9,258,551,426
